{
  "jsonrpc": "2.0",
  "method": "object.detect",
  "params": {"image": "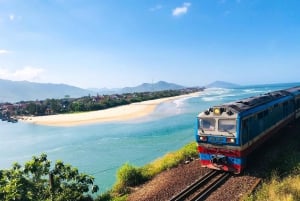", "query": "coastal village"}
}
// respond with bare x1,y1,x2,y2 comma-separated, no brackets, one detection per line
0,87,203,124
